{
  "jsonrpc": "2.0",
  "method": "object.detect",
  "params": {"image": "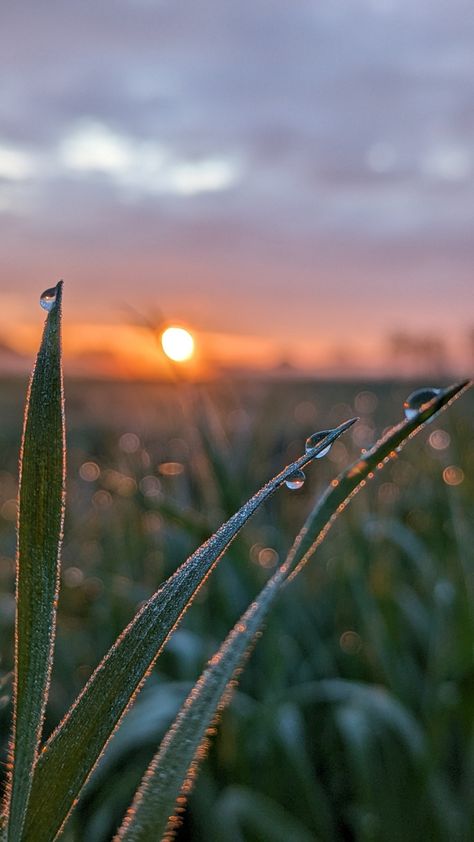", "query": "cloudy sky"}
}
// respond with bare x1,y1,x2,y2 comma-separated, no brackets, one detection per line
1,0,473,375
